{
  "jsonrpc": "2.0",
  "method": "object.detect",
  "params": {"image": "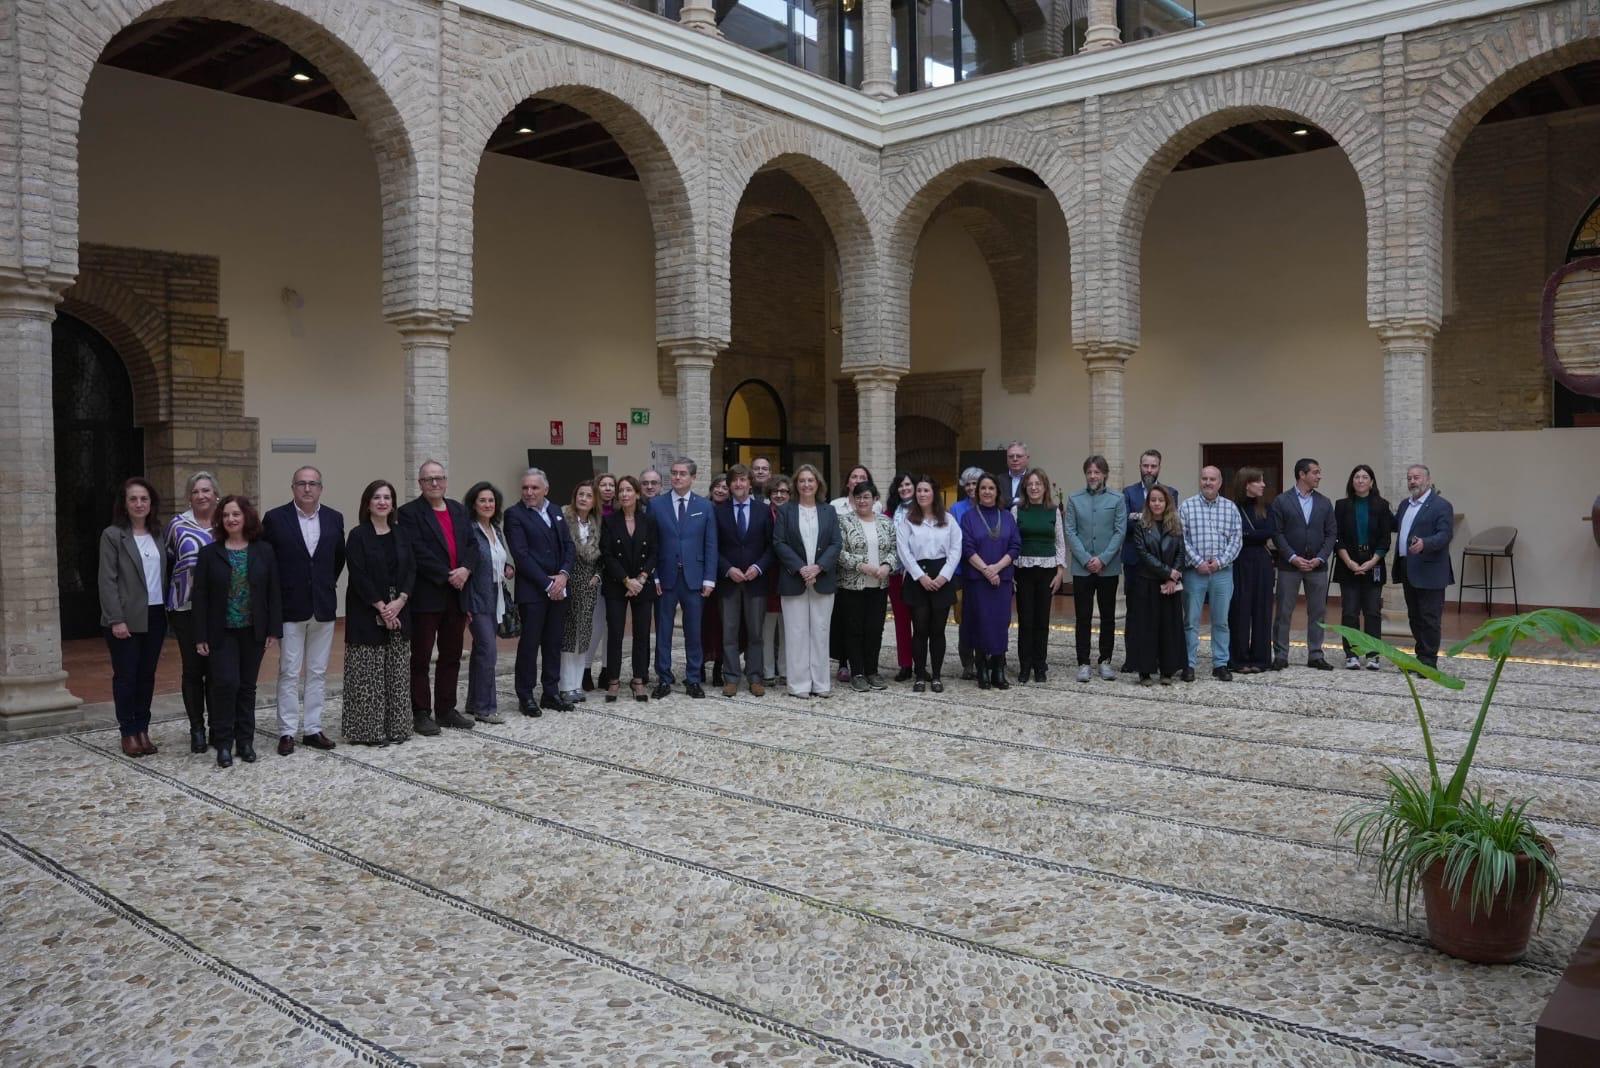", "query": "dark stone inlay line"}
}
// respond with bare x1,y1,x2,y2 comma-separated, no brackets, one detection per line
61,736,911,1068
741,698,1600,835
459,724,1569,976
1206,673,1600,722
0,826,416,1067
570,705,1600,899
